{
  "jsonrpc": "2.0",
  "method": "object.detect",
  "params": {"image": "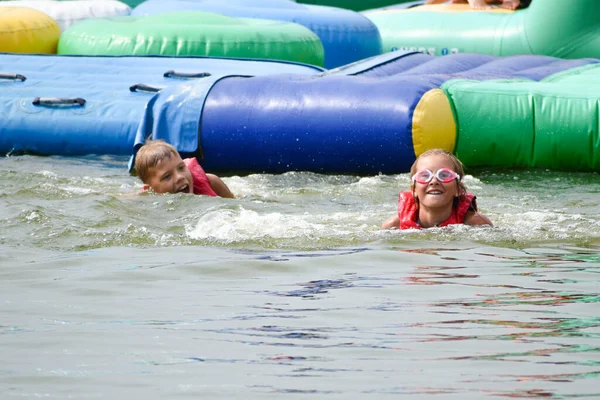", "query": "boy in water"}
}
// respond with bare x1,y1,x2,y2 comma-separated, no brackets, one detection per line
134,140,234,198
